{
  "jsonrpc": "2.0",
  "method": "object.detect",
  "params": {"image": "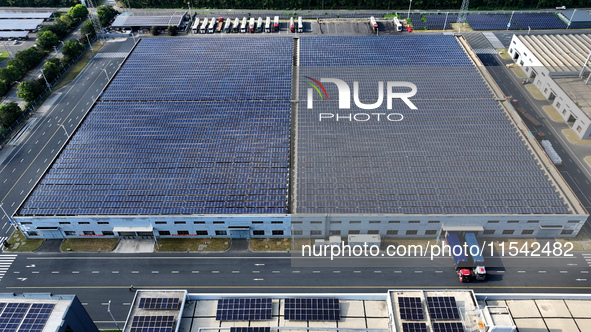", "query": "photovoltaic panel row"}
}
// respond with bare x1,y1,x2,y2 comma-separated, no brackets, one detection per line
0,303,54,332
130,315,175,332
433,322,465,332
284,298,339,321
100,38,293,101
19,101,289,216
216,298,272,321
19,303,55,332
0,303,30,332
138,298,180,310
427,297,460,321
398,297,424,321
402,322,428,332
230,328,271,332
